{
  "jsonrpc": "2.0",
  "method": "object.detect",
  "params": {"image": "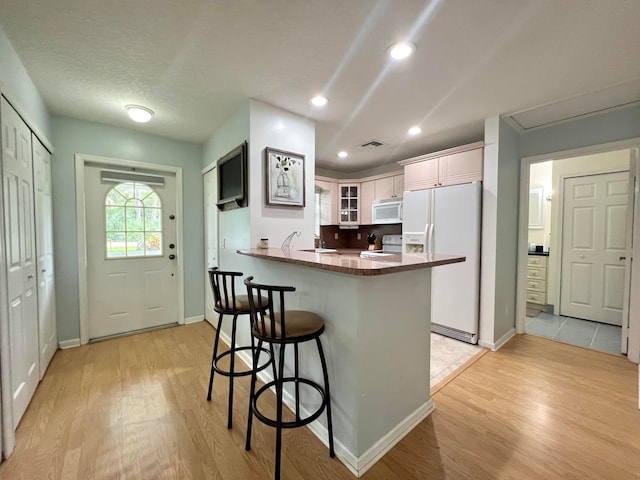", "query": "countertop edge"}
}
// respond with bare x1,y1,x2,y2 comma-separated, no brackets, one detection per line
237,249,465,276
